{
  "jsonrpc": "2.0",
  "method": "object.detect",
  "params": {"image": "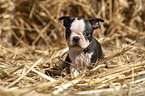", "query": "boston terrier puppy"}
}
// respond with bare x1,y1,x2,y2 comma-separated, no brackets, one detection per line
59,16,106,78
